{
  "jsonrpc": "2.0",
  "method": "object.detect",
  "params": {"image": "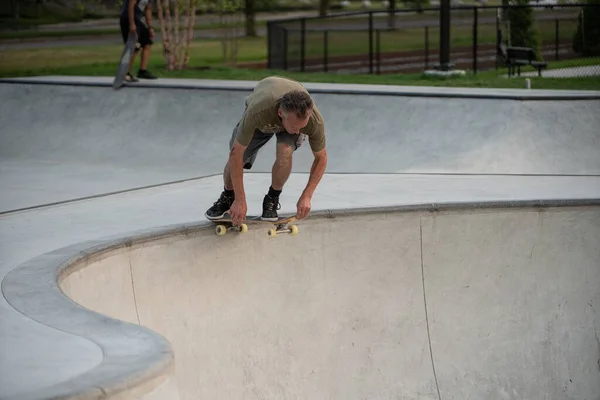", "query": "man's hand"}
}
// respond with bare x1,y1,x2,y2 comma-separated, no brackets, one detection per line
296,194,311,220
230,198,247,226
149,28,155,39
130,25,136,34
